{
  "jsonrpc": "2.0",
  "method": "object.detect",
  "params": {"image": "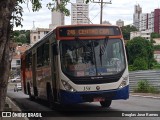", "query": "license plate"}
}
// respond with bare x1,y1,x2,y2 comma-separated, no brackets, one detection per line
93,98,105,102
